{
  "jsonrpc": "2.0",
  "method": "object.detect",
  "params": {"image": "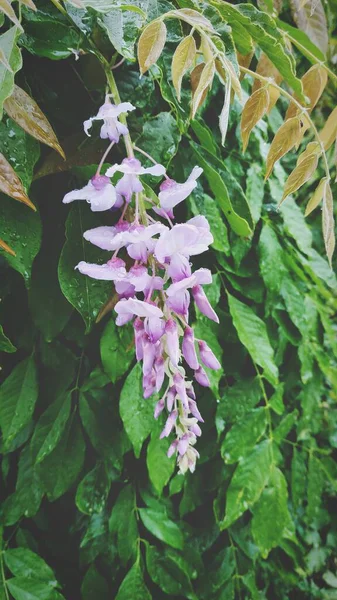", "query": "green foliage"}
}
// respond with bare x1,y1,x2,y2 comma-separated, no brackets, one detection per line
0,0,336,598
